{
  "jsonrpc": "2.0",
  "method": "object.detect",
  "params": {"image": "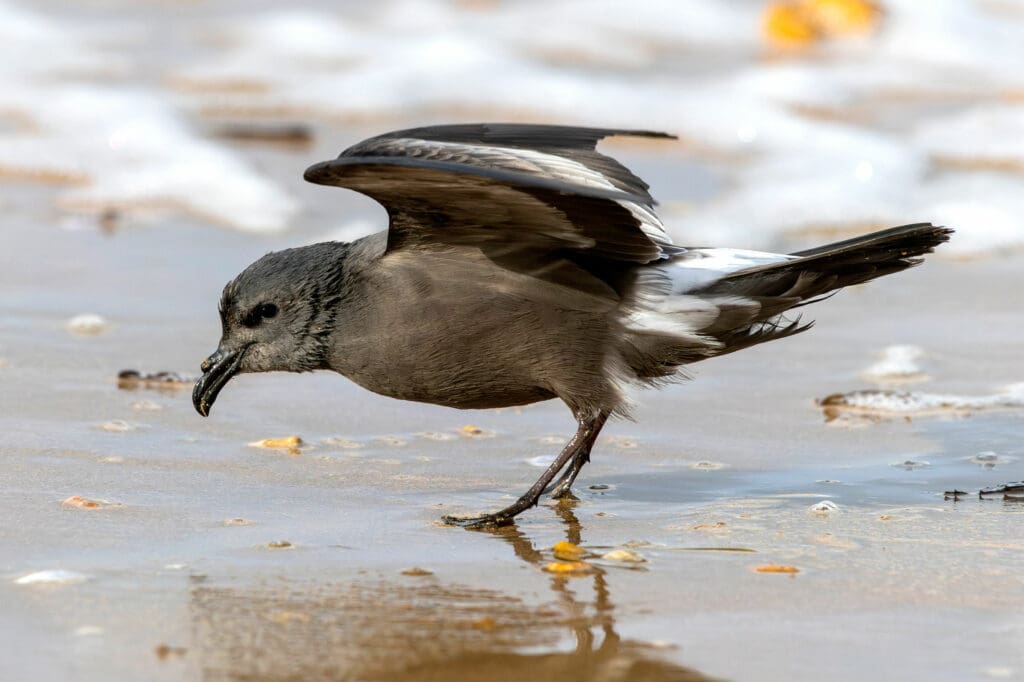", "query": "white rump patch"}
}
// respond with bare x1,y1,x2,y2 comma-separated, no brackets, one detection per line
662,248,795,292
624,300,717,338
